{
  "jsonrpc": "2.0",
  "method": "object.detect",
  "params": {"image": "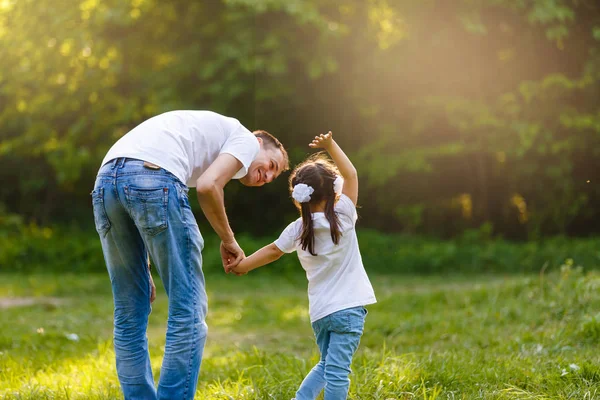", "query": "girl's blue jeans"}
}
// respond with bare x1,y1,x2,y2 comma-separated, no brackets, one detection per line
295,306,367,400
